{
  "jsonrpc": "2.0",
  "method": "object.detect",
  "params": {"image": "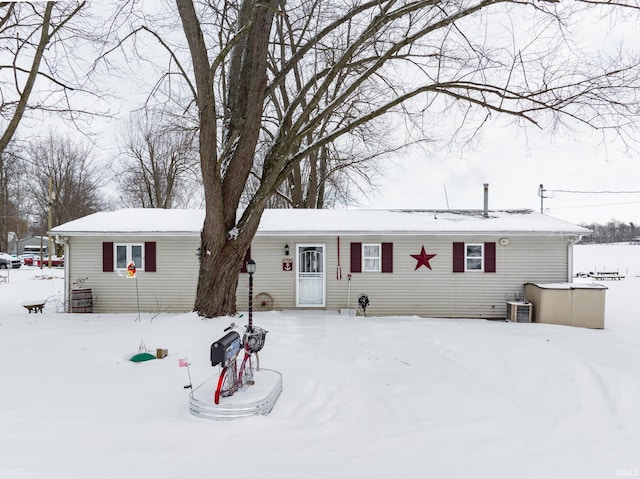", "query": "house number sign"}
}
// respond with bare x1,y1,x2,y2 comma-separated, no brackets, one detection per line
282,257,293,271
